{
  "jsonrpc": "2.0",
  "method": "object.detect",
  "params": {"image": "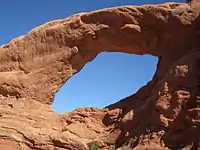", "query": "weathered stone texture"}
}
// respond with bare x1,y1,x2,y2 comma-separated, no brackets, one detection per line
0,1,199,149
